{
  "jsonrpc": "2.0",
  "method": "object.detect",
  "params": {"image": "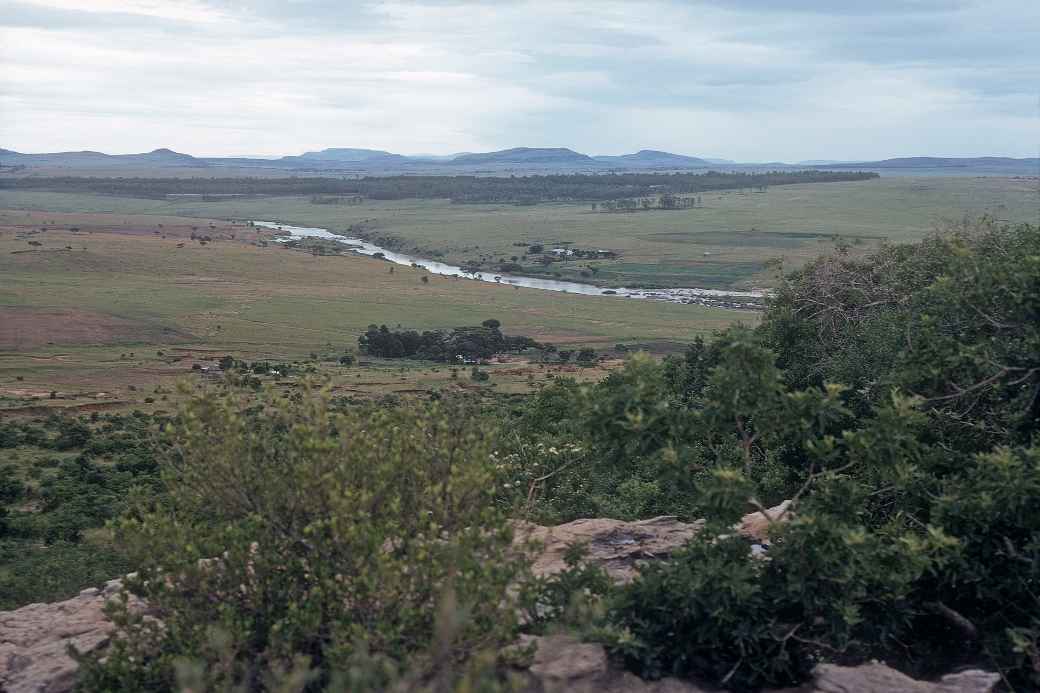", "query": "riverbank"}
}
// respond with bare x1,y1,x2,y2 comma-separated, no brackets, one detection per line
254,221,766,311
